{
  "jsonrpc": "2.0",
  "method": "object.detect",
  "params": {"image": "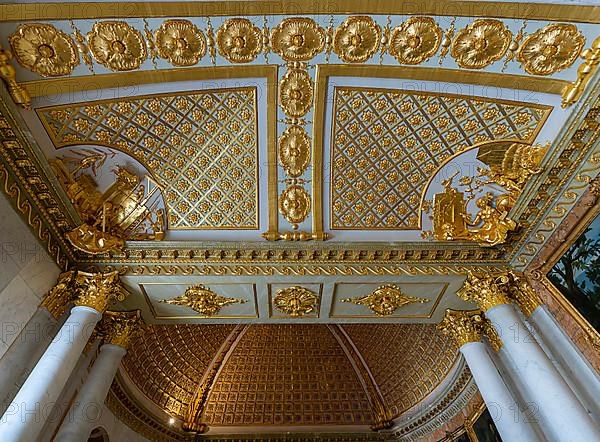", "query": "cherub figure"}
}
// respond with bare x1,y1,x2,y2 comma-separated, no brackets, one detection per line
464,193,517,247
